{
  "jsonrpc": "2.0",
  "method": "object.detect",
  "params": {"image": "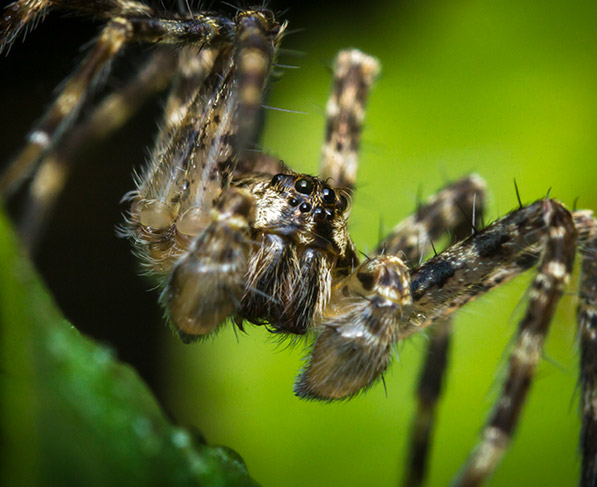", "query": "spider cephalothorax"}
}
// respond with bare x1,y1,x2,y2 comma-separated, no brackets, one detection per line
234,172,355,334
2,2,597,487
163,170,356,339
